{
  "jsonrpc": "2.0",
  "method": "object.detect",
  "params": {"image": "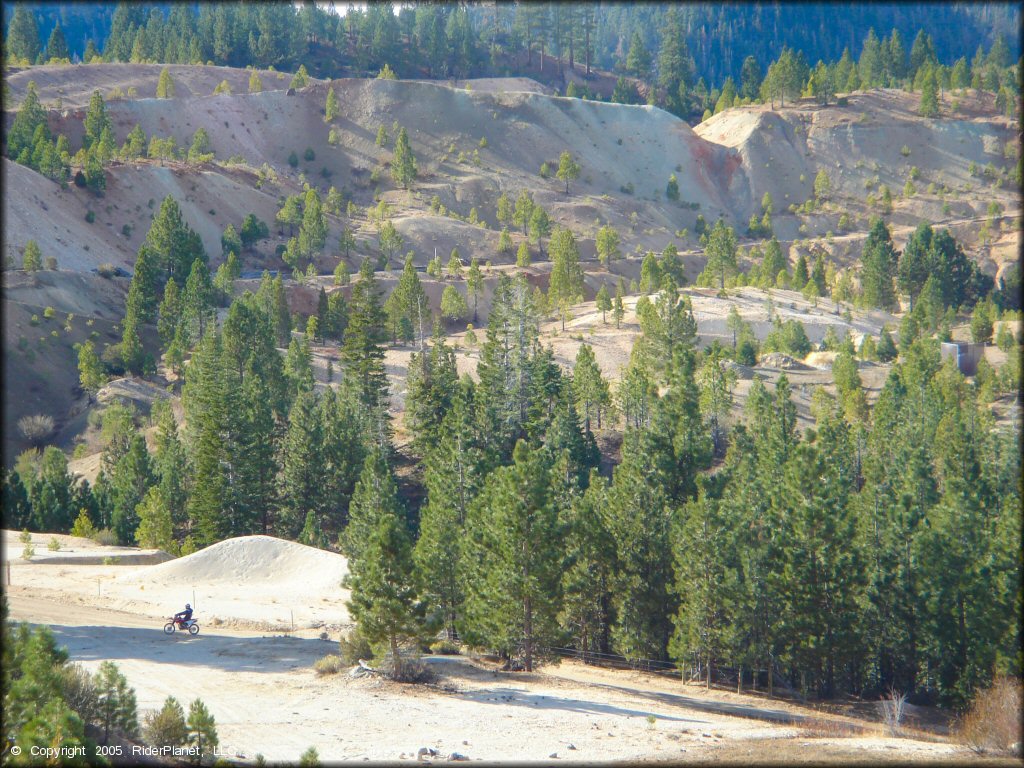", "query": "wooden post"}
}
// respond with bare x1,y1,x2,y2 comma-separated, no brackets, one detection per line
6,560,10,585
